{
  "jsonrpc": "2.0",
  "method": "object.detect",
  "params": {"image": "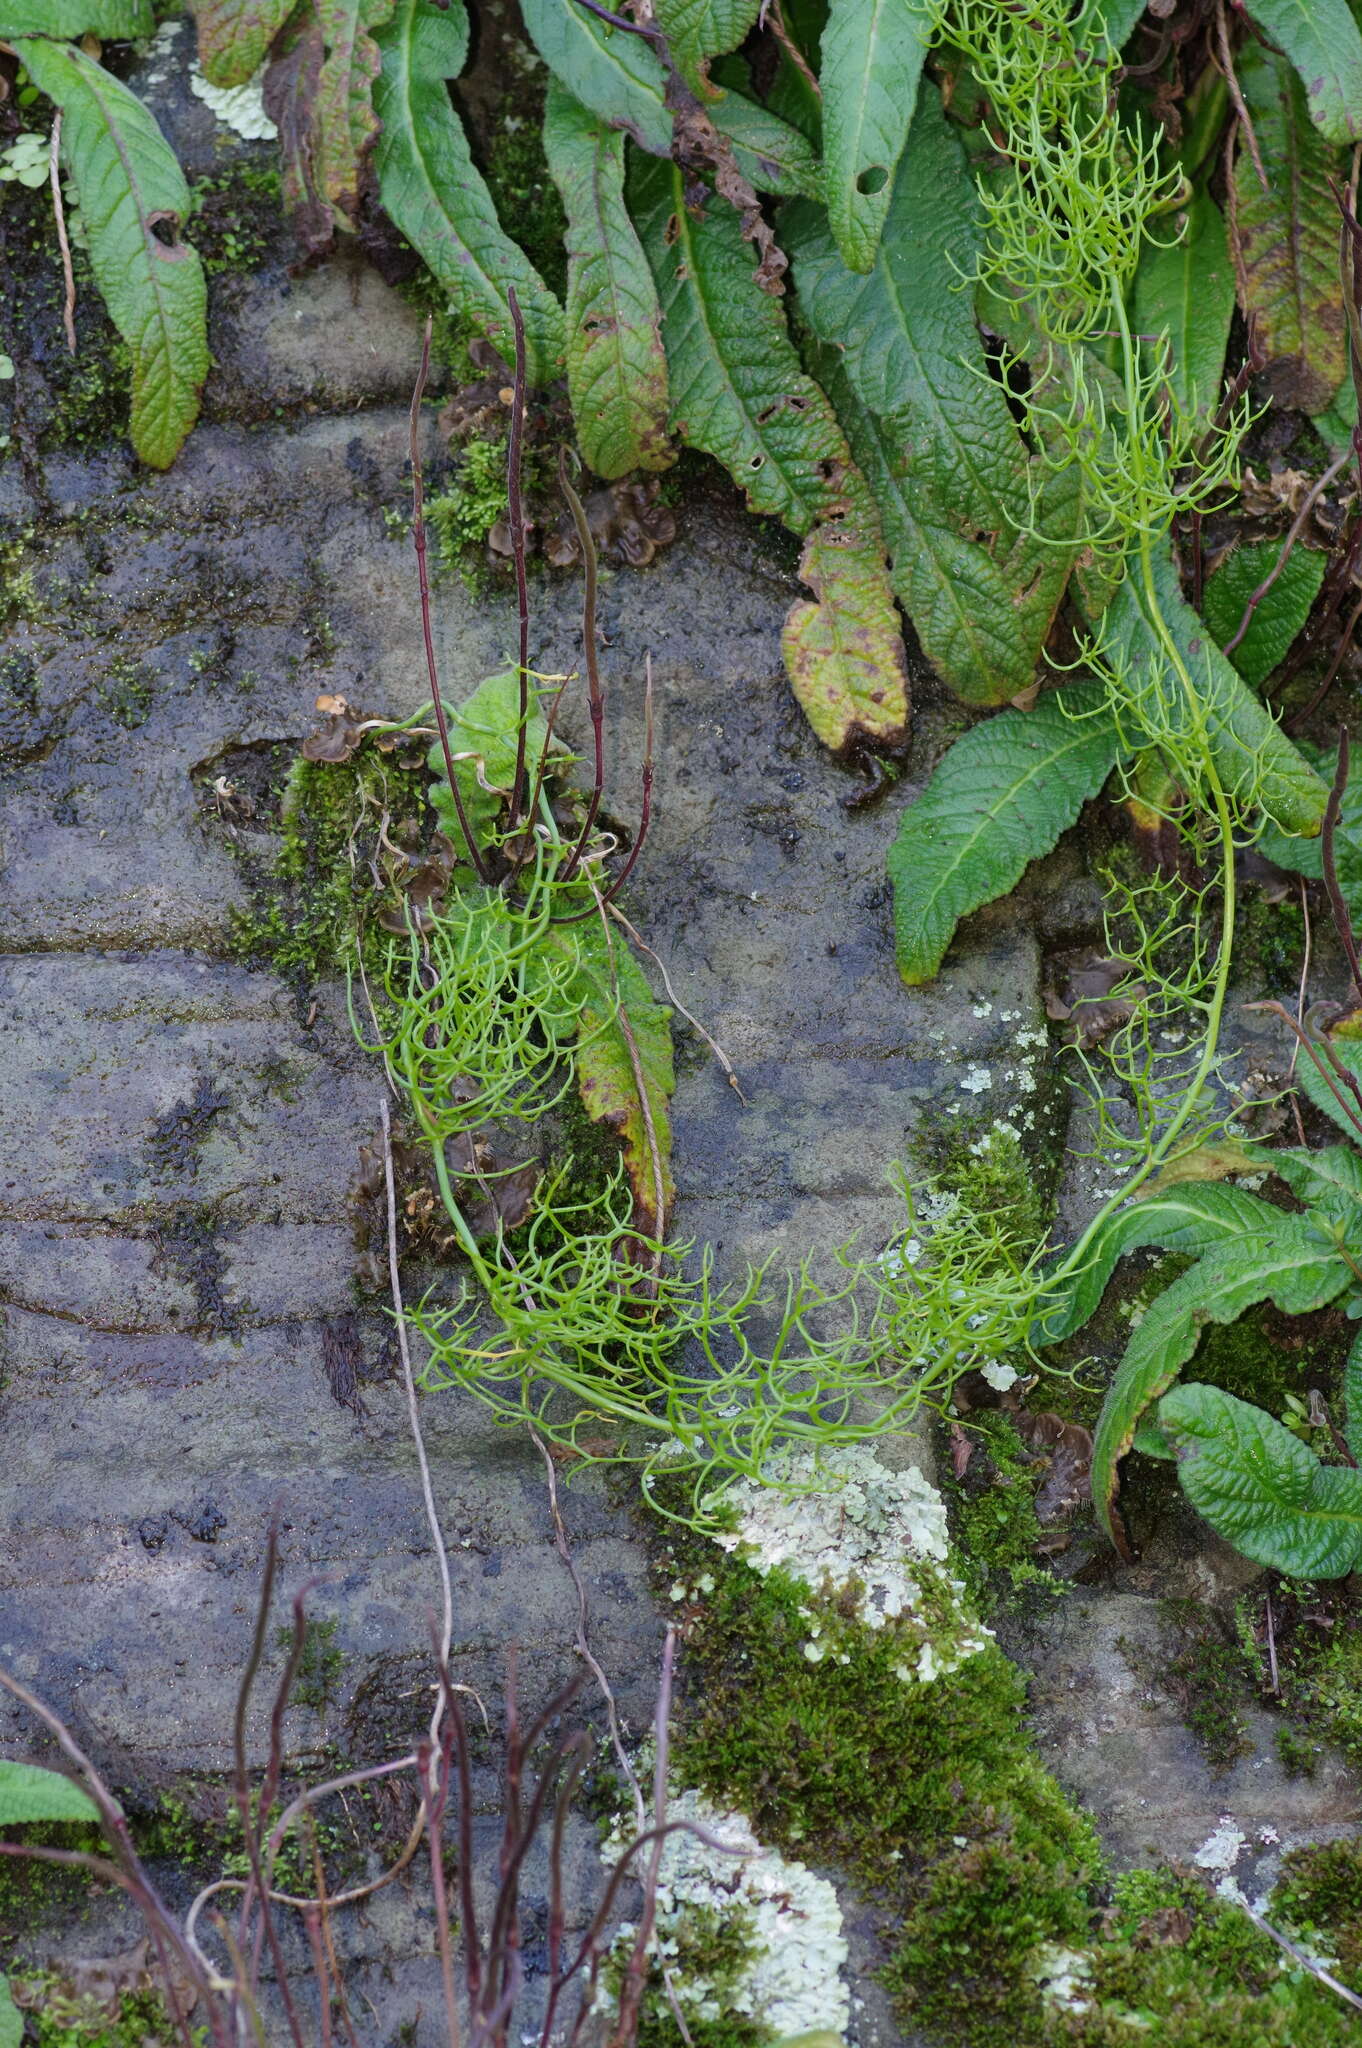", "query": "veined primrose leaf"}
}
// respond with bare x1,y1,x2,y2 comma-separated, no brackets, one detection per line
1200,539,1326,688
819,0,934,272
653,0,762,98
1231,45,1349,412
1090,1221,1351,1555
1099,550,1329,836
887,683,1122,986
373,0,563,384
0,0,150,31
16,37,208,469
543,81,670,478
1255,737,1362,885
191,0,295,87
1345,1323,1362,1463
1160,1382,1362,1577
630,151,908,752
1243,0,1362,143
0,1759,99,1827
1071,0,1146,53
425,672,556,856
1259,1142,1362,1252
790,88,1079,704
1133,189,1235,420
521,0,817,194
1037,1183,1288,1343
